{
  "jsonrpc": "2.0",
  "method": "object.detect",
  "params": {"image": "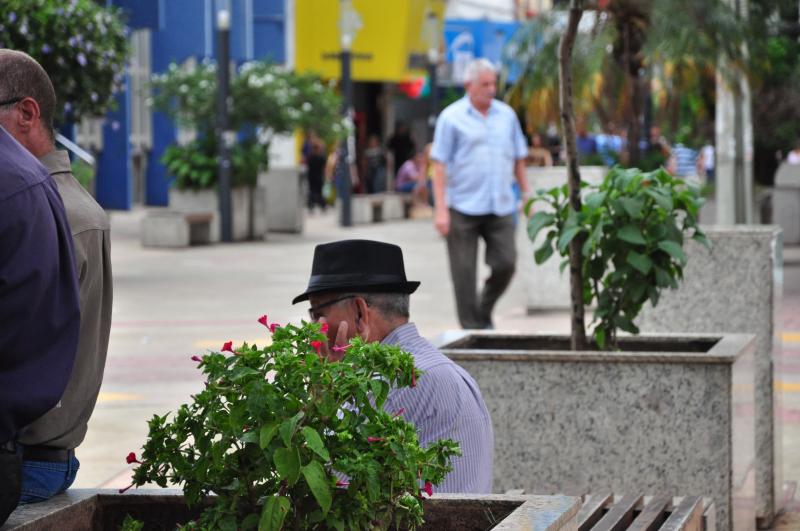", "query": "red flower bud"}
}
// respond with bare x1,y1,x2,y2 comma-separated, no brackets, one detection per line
423,481,433,497
335,480,349,488
320,322,329,333
393,408,405,418
332,344,350,353
191,355,202,363
125,452,141,465
310,340,323,354
411,369,416,388
367,436,384,443
221,341,233,353
269,323,279,333
258,314,268,326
